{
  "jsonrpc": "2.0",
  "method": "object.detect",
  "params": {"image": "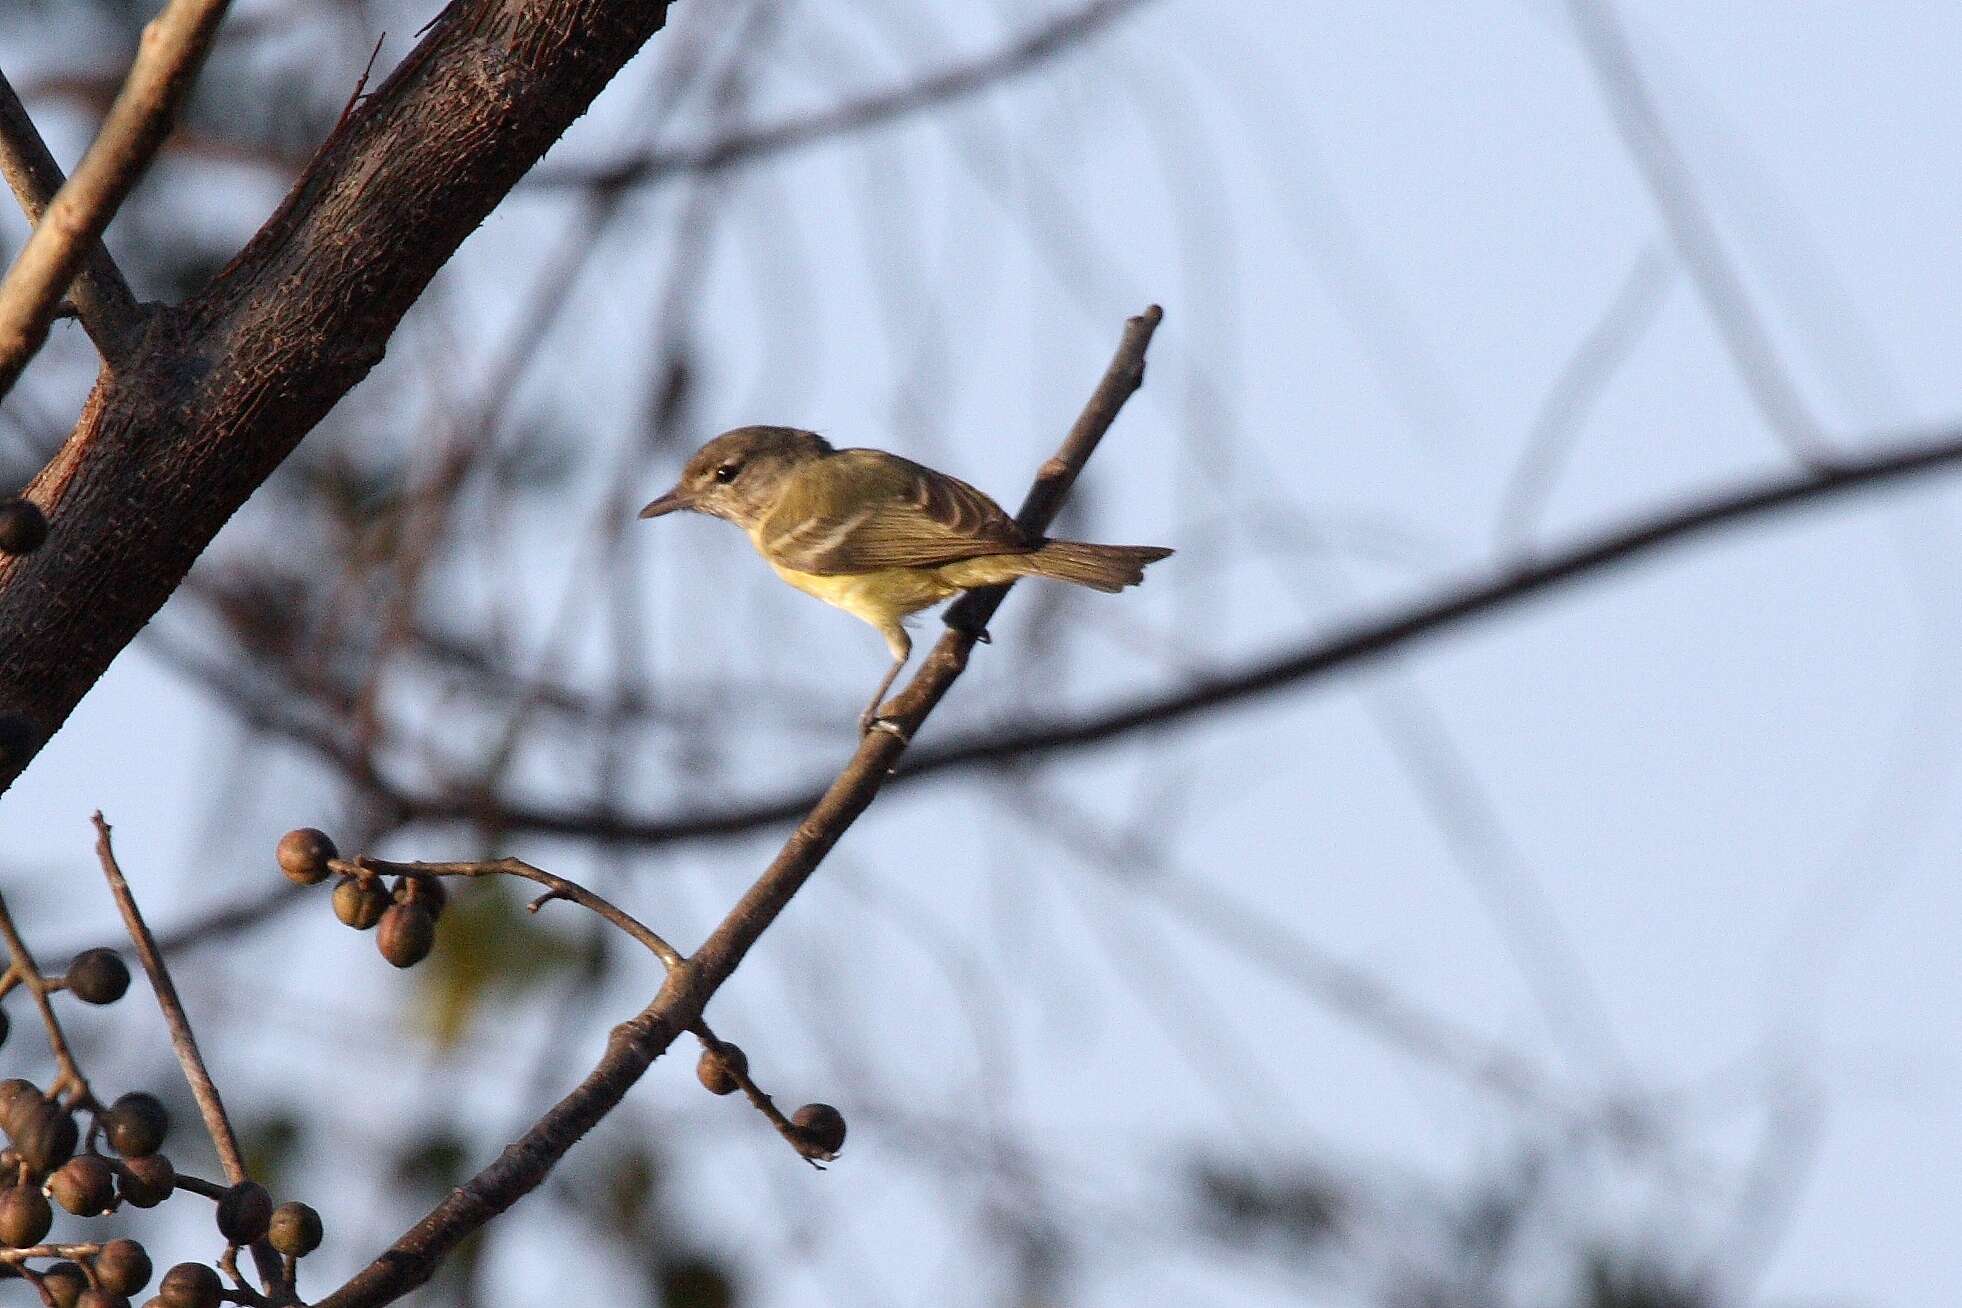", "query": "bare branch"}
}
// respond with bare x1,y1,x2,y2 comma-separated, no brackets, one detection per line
0,72,144,357
92,811,284,1291
0,893,93,1105
311,304,1164,1308
536,0,1155,190
0,0,229,399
